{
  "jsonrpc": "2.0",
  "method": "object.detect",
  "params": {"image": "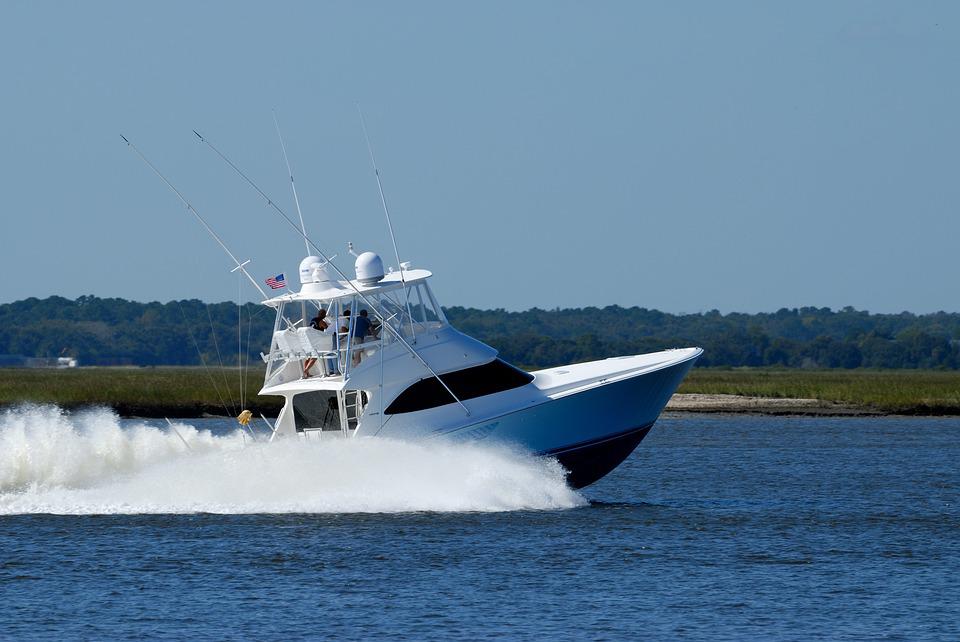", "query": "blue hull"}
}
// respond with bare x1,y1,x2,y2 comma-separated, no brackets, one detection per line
446,354,698,488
